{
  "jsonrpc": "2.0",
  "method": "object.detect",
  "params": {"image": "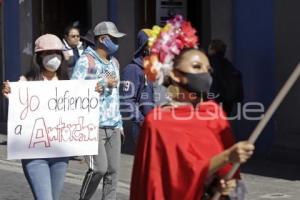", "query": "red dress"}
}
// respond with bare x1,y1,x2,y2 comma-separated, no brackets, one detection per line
130,101,238,200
